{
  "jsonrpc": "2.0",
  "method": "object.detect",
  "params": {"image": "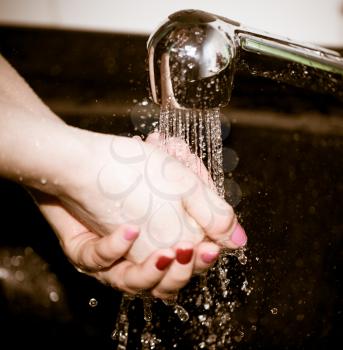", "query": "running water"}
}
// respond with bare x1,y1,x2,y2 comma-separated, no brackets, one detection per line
111,104,250,349
159,106,225,198
157,106,249,349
